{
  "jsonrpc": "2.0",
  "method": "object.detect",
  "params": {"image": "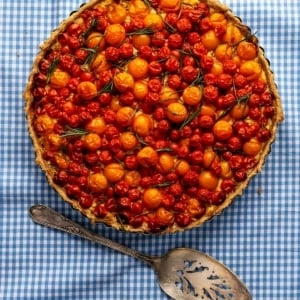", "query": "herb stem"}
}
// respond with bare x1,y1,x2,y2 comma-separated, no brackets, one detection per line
126,27,155,36
152,181,173,188
81,17,97,38
180,104,202,129
61,126,88,138
46,58,59,84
